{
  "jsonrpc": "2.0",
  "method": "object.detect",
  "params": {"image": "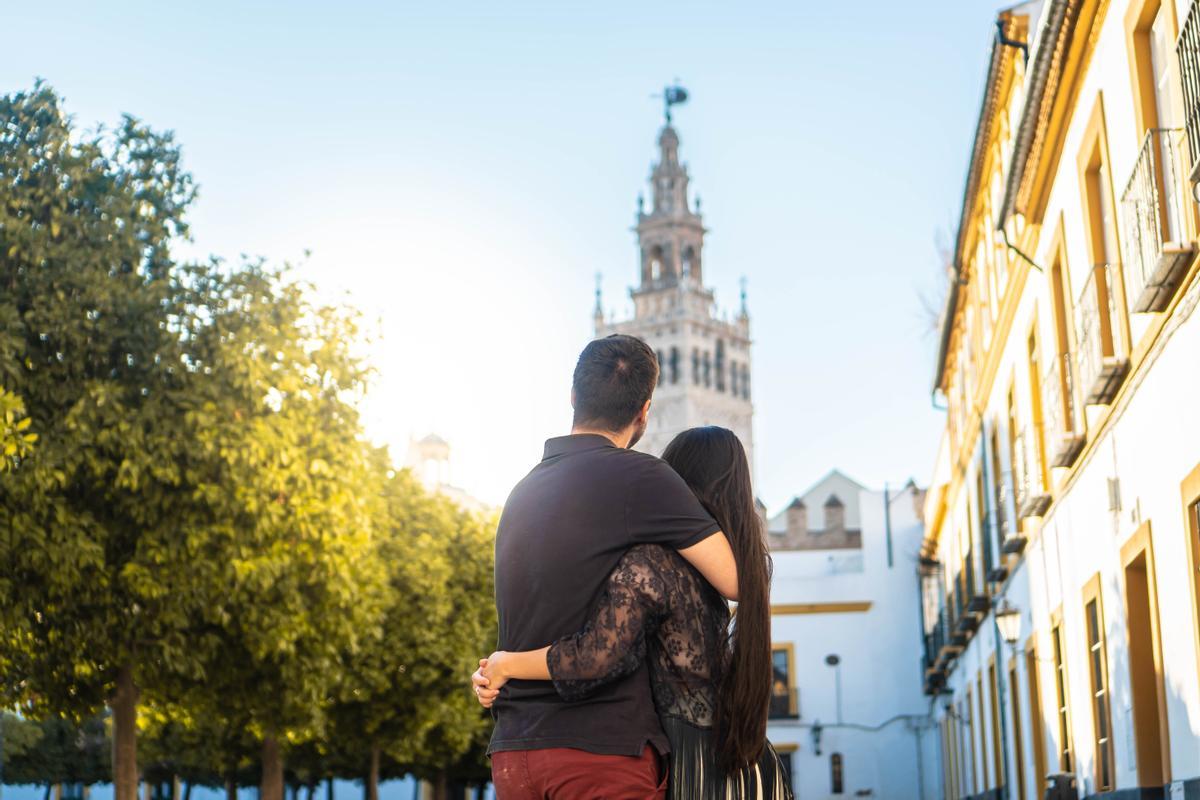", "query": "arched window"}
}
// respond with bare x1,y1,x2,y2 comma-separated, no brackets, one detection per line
681,246,695,277
730,359,739,395
703,352,712,388
669,347,680,384
647,245,665,283
715,340,726,392
656,350,664,386
741,365,751,399
831,753,844,794
692,349,700,385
